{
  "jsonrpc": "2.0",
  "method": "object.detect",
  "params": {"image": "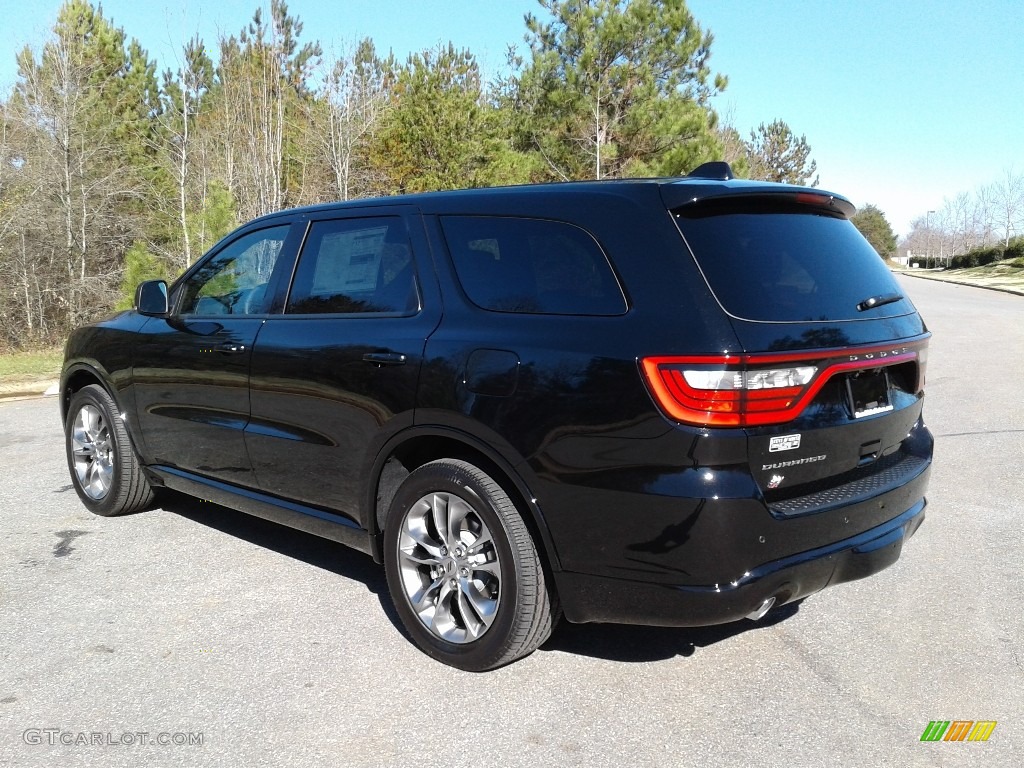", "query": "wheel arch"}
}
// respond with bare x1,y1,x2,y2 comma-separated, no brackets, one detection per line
60,362,149,462
62,365,156,516
60,363,111,423
365,426,562,573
